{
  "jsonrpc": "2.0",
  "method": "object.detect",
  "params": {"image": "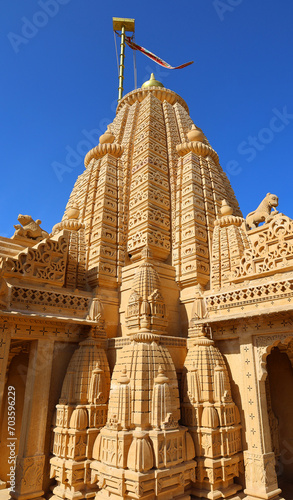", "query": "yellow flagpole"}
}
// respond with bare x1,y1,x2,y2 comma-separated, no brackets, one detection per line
113,18,135,102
